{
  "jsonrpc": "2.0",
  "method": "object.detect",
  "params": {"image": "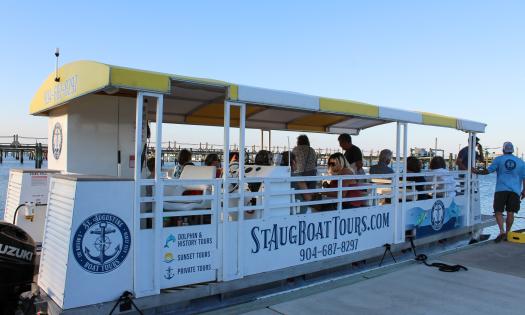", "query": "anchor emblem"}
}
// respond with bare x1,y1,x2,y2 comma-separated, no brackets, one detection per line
164,266,175,280
73,213,131,274
84,221,120,264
